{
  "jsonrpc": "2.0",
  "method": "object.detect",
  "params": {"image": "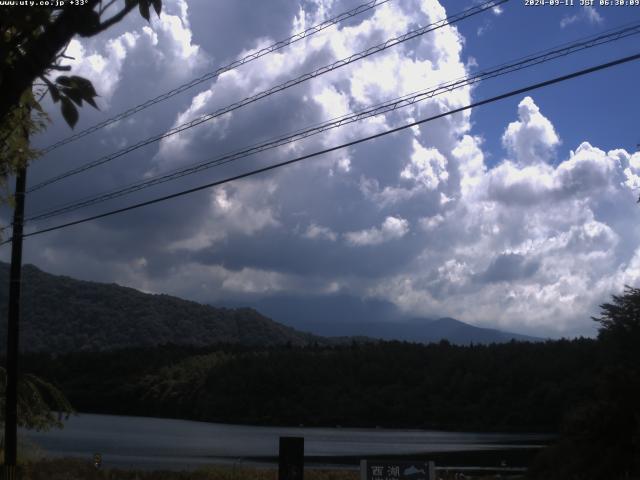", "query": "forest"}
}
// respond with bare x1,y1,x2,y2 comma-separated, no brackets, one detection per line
21,339,596,432
4,280,639,479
